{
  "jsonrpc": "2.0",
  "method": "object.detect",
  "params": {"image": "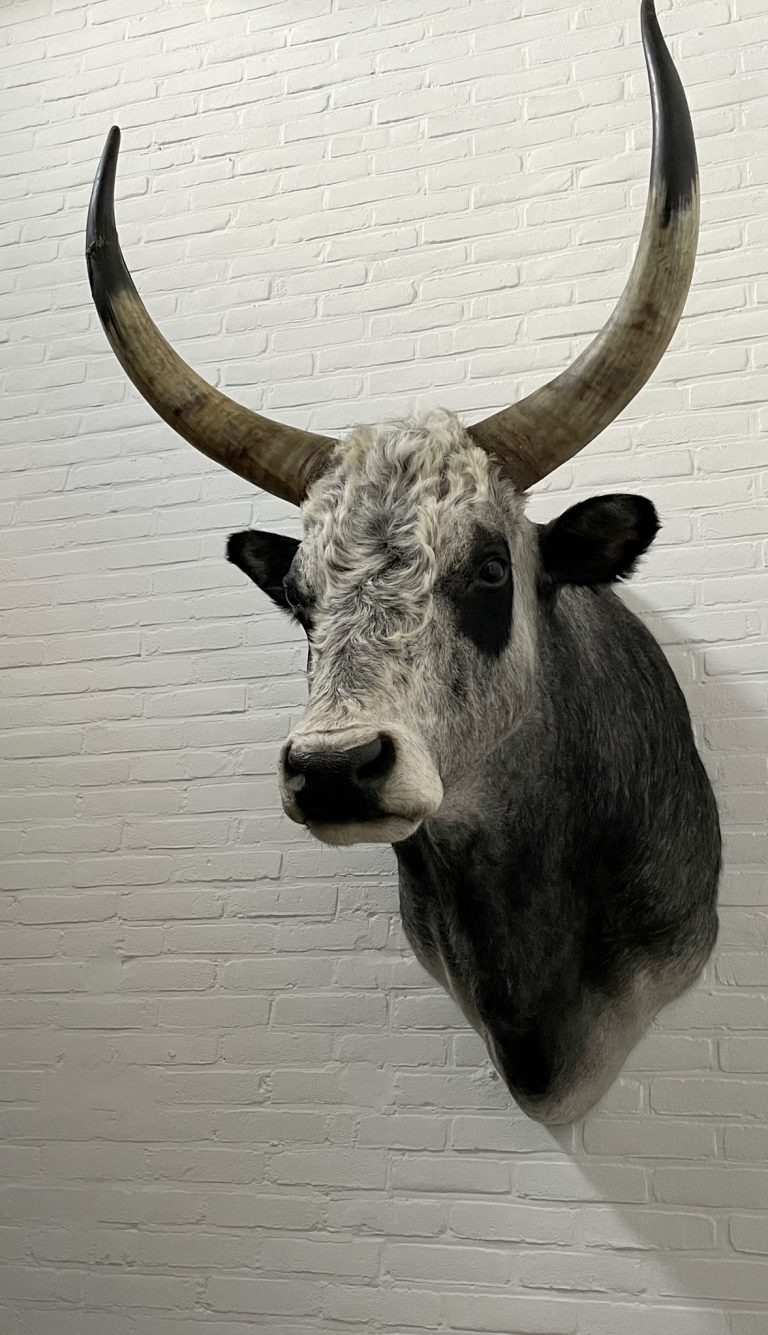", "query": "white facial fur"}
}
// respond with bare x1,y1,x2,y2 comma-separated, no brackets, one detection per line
281,409,541,844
